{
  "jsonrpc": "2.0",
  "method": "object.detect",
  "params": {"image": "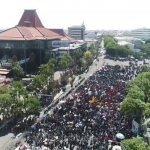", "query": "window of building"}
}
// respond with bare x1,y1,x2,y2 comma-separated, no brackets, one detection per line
14,43,22,48
36,43,39,47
